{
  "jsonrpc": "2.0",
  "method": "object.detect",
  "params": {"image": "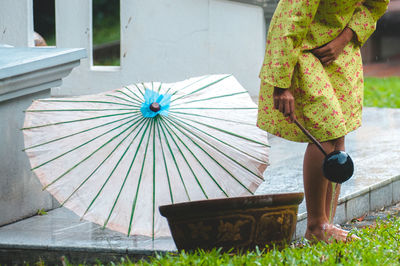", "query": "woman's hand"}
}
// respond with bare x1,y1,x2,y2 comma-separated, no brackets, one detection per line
311,27,355,66
273,87,296,122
